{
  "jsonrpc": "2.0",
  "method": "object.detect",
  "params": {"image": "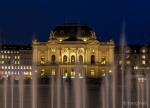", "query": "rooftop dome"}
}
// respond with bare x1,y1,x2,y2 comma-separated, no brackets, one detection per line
50,23,96,41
